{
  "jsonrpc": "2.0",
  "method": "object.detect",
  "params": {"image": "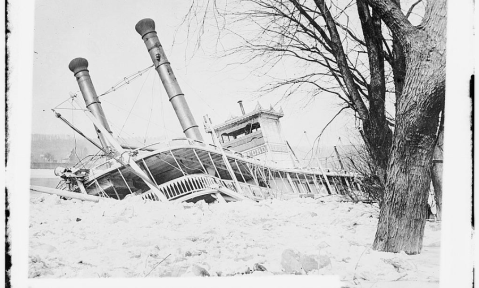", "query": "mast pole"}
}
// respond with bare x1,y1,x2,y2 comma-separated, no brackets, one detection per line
135,18,204,142
304,131,334,195
334,145,345,171
52,110,104,152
